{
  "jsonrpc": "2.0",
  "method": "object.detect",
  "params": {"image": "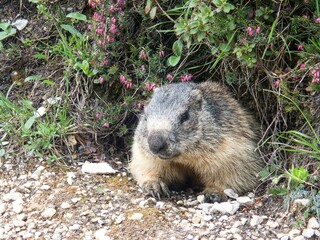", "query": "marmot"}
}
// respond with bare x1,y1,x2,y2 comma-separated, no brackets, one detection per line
129,82,263,202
